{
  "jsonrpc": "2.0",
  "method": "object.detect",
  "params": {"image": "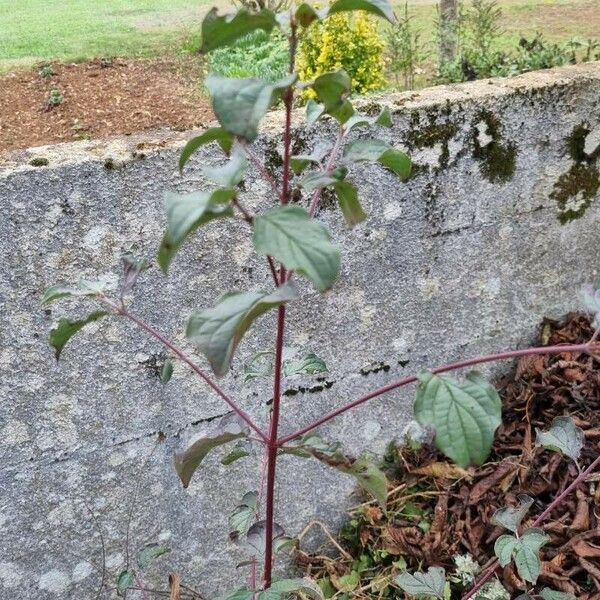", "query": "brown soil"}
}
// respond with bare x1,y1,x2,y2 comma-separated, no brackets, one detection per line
0,58,213,153
298,313,600,599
